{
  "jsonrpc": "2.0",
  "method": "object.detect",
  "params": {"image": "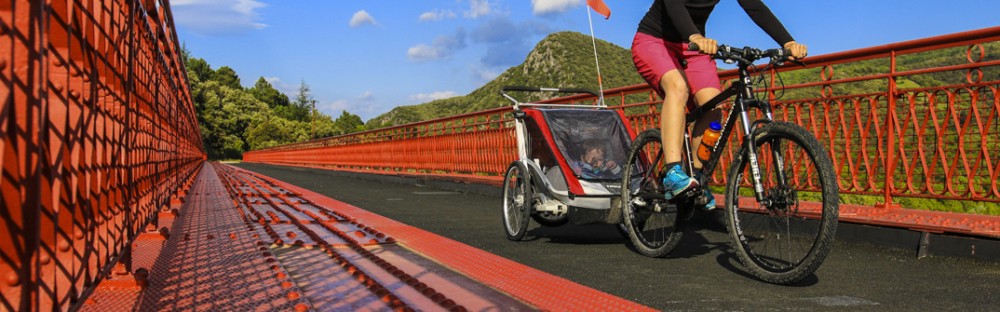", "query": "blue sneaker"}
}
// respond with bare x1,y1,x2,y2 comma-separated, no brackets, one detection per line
662,164,698,200
701,188,717,210
693,171,717,210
